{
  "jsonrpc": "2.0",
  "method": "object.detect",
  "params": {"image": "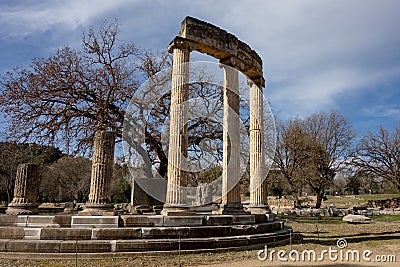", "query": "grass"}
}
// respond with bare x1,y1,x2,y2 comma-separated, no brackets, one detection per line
323,193,400,208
